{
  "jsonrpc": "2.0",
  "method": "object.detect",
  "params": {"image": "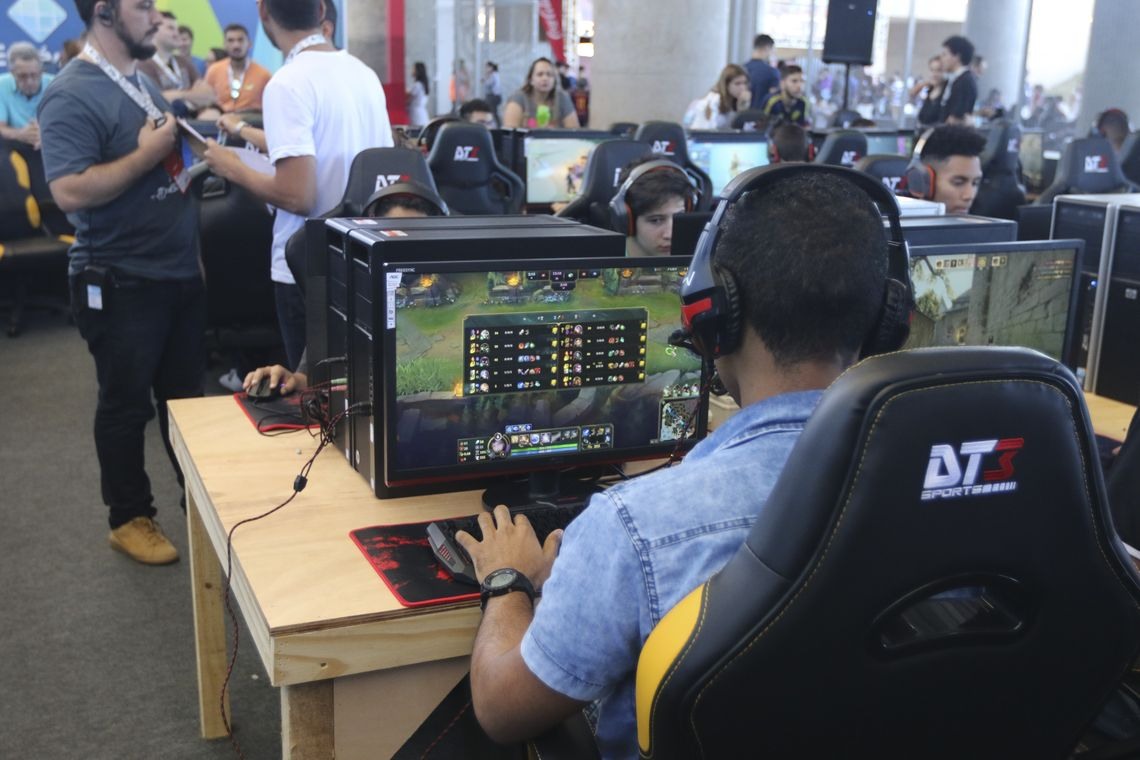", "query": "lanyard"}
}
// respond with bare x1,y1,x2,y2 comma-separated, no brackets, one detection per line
153,54,182,89
285,34,328,64
83,43,163,121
